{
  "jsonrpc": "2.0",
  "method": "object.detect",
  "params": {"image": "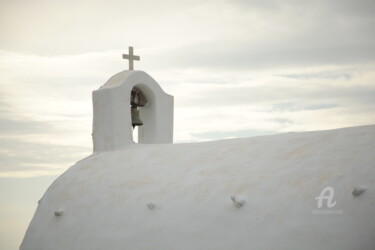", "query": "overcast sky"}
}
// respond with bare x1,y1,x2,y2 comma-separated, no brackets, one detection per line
1,0,375,248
